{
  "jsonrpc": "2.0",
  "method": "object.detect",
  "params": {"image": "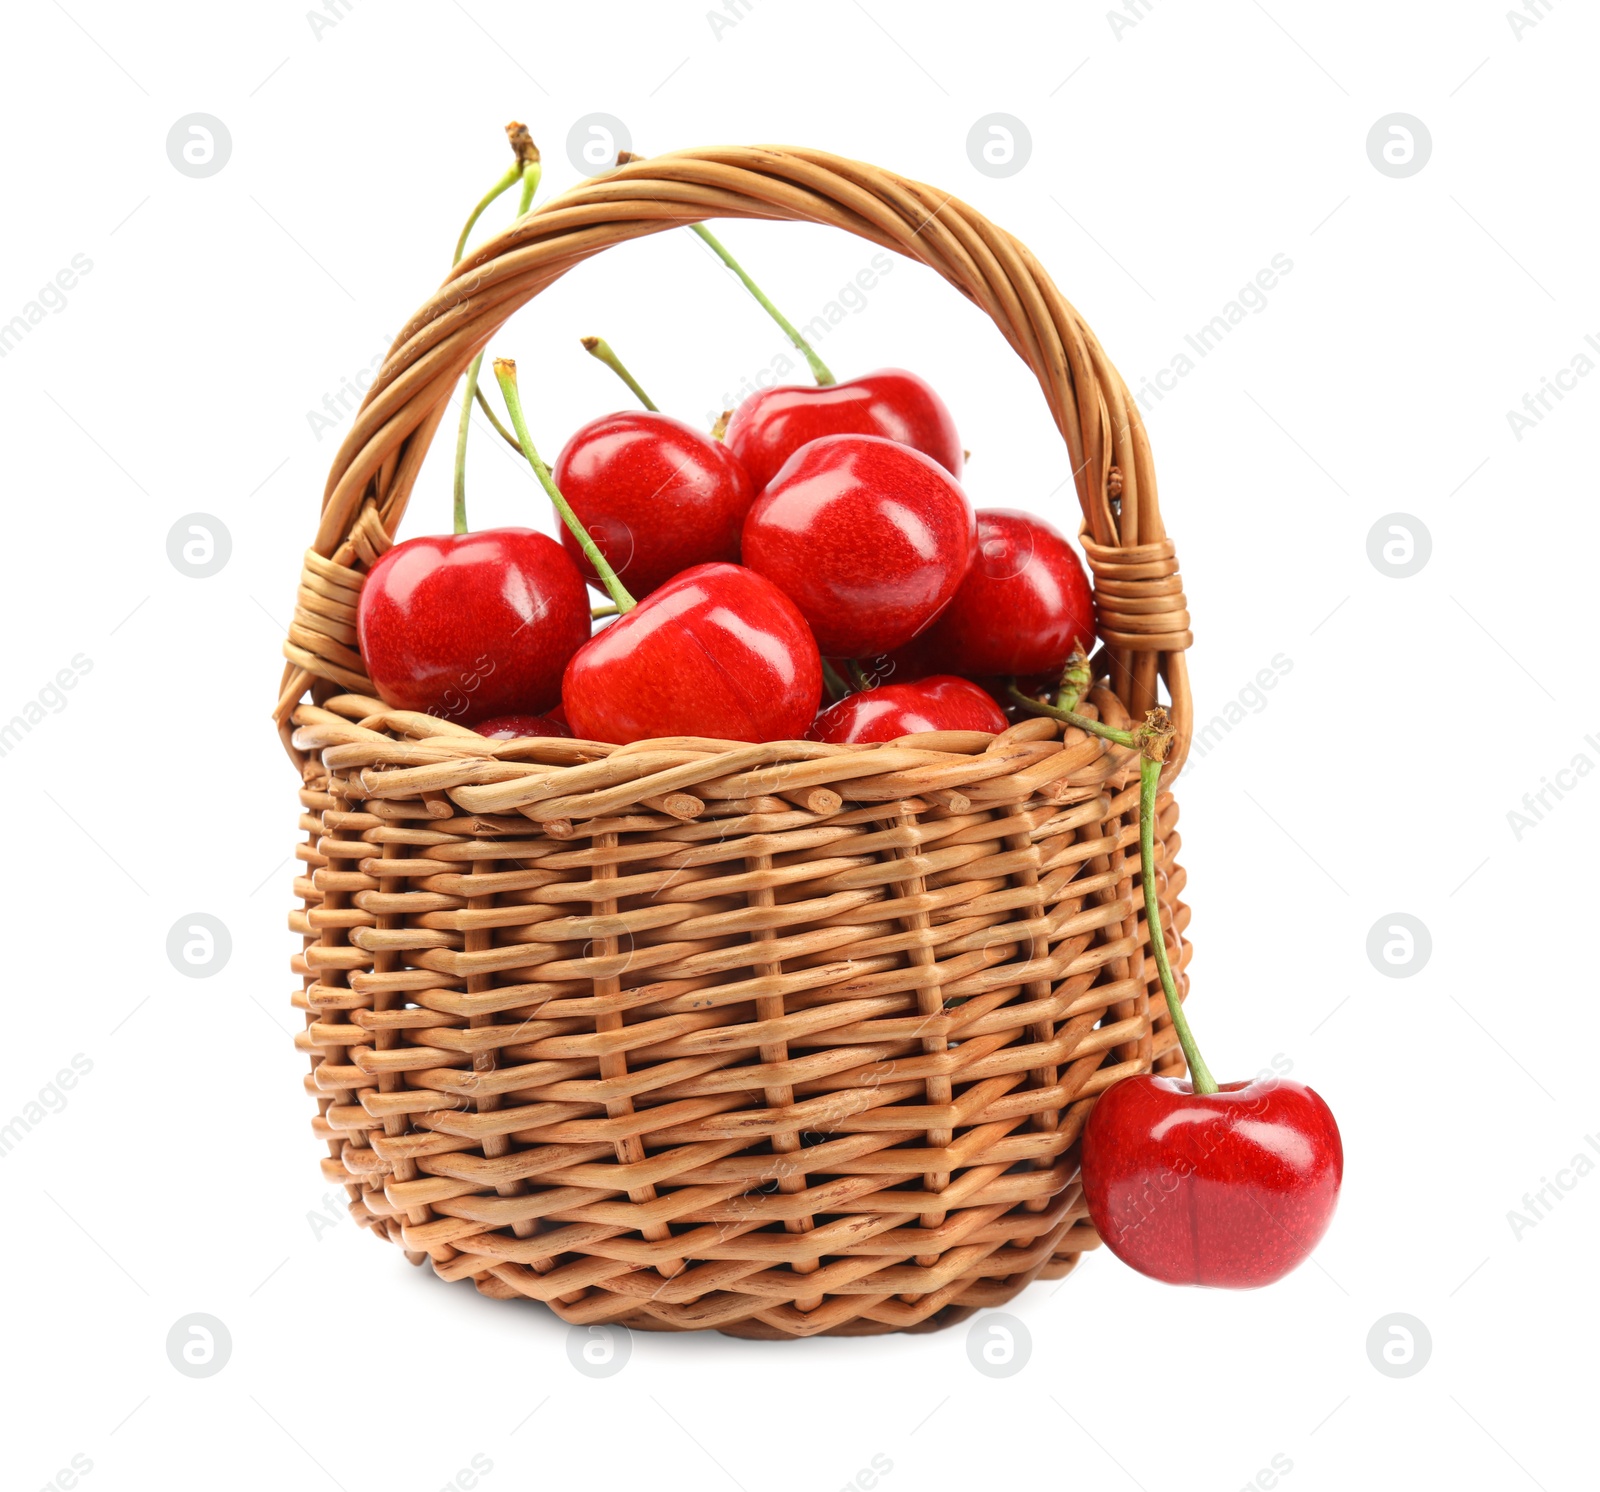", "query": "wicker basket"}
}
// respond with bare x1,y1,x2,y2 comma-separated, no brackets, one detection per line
276,145,1196,1339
